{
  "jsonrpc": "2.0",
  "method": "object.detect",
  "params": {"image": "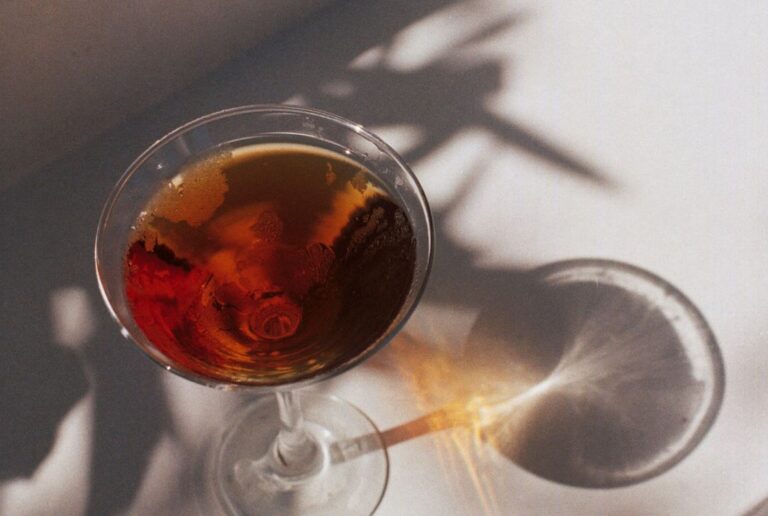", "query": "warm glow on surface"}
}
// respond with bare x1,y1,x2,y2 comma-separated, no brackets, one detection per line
381,259,724,498
382,333,548,515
